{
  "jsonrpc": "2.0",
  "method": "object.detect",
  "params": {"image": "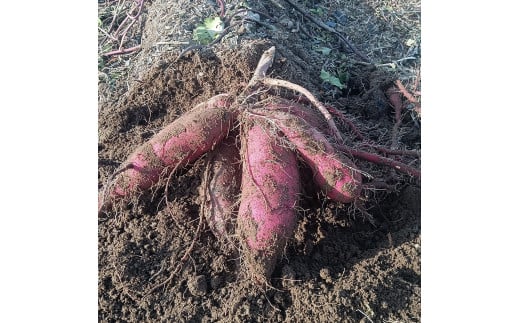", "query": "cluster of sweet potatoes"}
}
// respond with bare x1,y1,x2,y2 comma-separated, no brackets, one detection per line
98,47,419,285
